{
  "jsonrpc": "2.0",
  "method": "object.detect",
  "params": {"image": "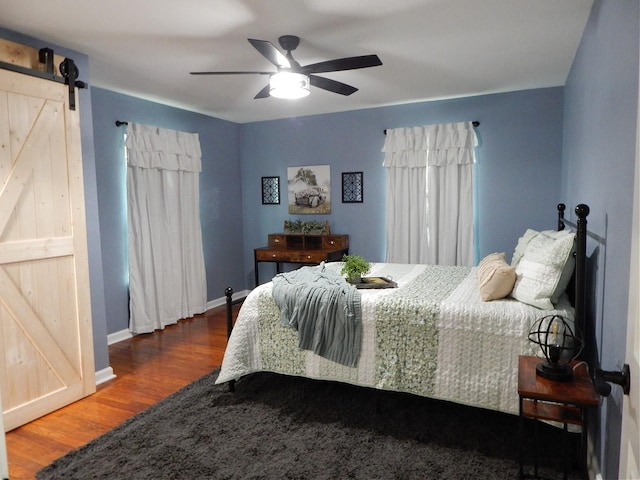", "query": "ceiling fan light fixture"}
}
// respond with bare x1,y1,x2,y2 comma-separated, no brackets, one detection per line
269,72,310,99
